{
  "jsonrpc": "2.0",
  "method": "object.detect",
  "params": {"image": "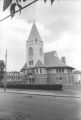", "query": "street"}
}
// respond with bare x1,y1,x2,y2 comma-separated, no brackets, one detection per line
0,91,81,120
